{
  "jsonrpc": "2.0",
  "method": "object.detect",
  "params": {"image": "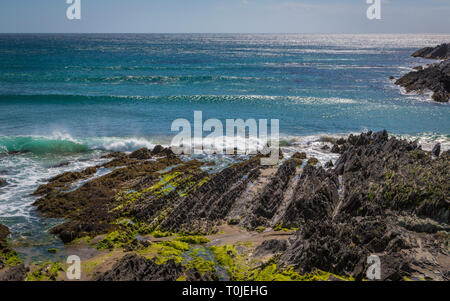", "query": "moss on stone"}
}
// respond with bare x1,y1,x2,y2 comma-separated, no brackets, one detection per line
274,223,298,232
96,230,135,250
255,227,265,233
0,249,22,266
